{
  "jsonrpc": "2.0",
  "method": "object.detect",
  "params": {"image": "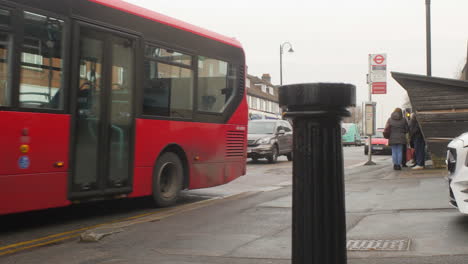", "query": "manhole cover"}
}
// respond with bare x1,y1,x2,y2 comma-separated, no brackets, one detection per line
347,239,410,251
